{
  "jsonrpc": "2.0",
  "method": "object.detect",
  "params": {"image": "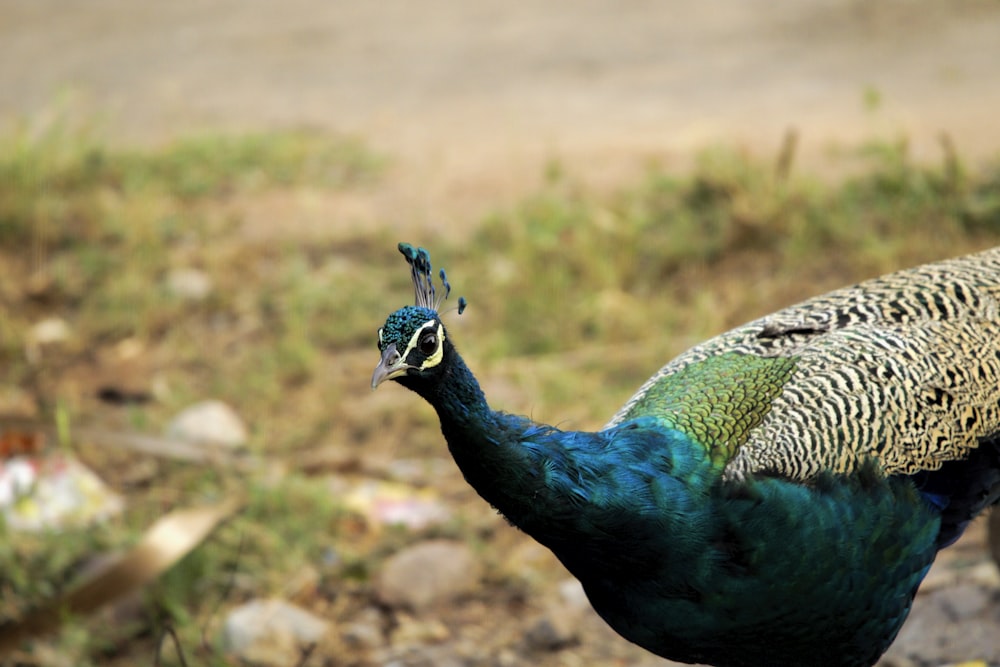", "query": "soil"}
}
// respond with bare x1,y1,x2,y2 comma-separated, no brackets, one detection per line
2,2,1000,665
4,0,1000,228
